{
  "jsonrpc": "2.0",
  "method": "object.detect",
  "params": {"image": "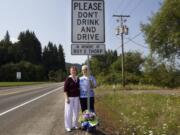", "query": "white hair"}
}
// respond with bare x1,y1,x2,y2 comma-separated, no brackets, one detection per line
81,65,88,70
